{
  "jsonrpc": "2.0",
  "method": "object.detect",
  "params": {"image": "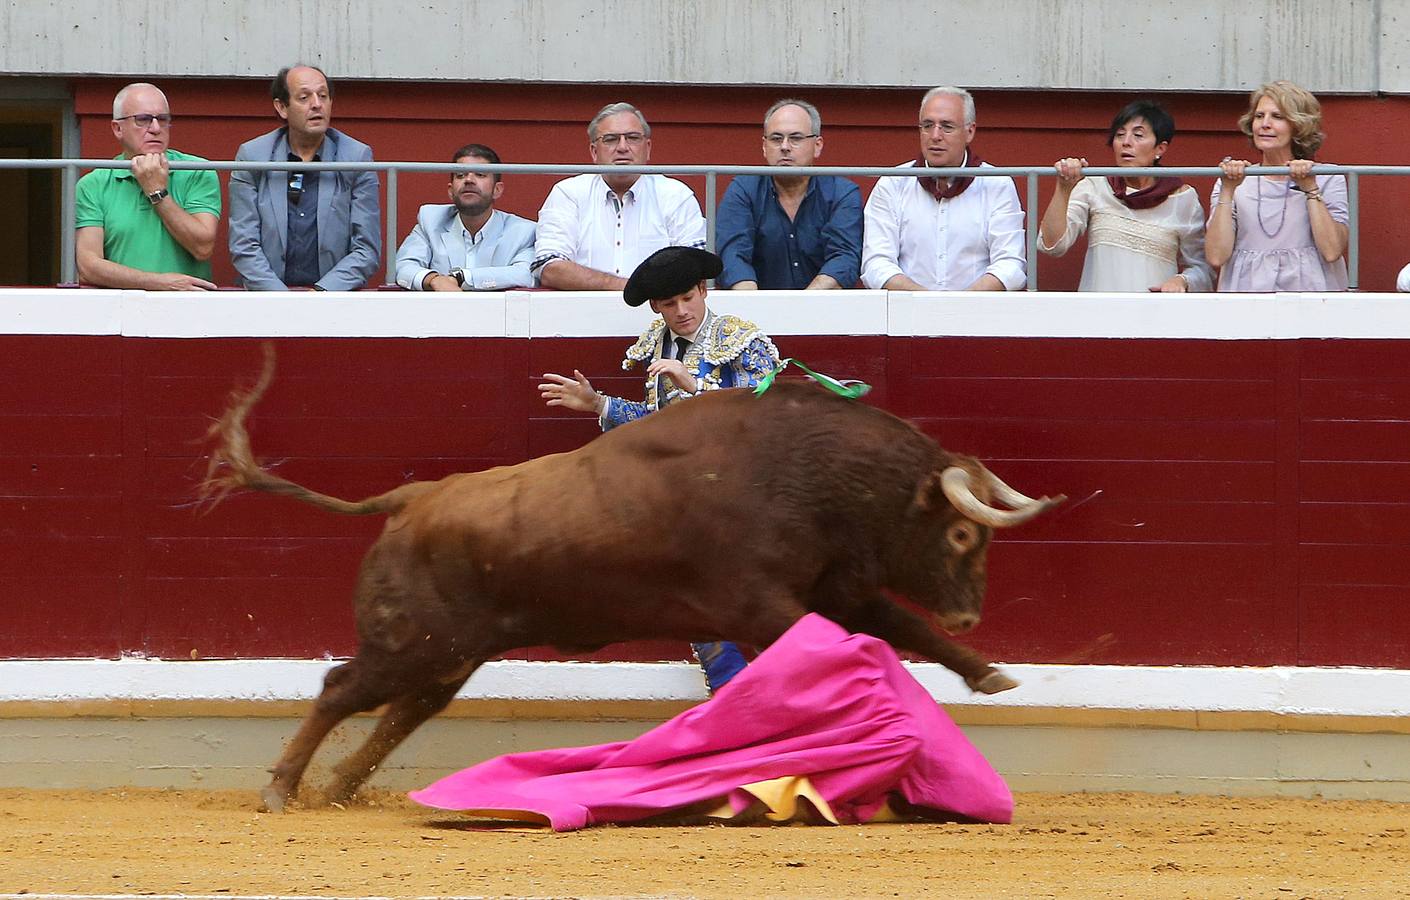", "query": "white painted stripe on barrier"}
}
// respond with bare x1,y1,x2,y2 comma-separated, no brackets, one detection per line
524,290,658,338
3,658,1408,717
0,659,705,703
889,292,1272,339
710,290,890,337
123,293,514,339
4,289,1410,340
522,291,889,338
0,289,125,335
1275,292,1410,338
888,291,1410,339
